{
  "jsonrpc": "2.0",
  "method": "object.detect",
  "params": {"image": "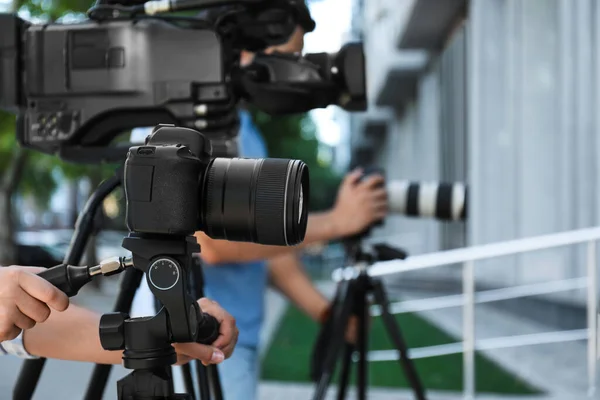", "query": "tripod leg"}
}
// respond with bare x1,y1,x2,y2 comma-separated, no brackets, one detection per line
207,364,224,400
181,361,198,400
312,281,357,400
356,293,369,400
188,363,208,400
190,258,223,400
336,344,354,400
83,268,145,400
371,280,427,400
